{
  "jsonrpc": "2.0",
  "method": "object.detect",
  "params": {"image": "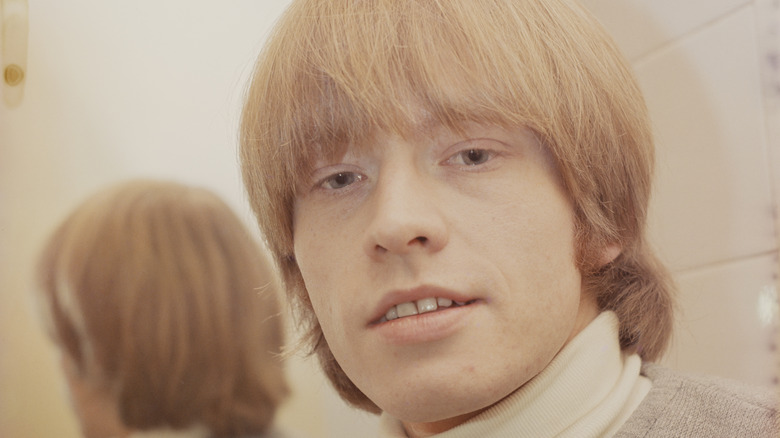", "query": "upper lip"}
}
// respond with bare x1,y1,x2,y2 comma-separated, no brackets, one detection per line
368,284,477,326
